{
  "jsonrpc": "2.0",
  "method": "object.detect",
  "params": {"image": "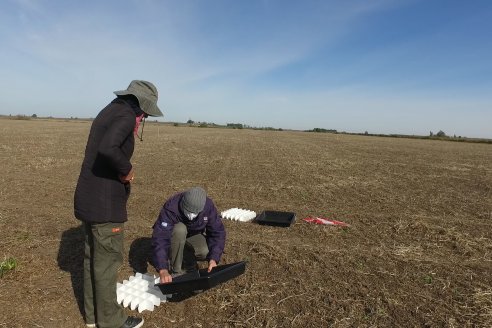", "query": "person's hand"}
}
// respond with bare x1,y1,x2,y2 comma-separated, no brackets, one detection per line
159,269,172,284
119,167,134,184
207,259,217,273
